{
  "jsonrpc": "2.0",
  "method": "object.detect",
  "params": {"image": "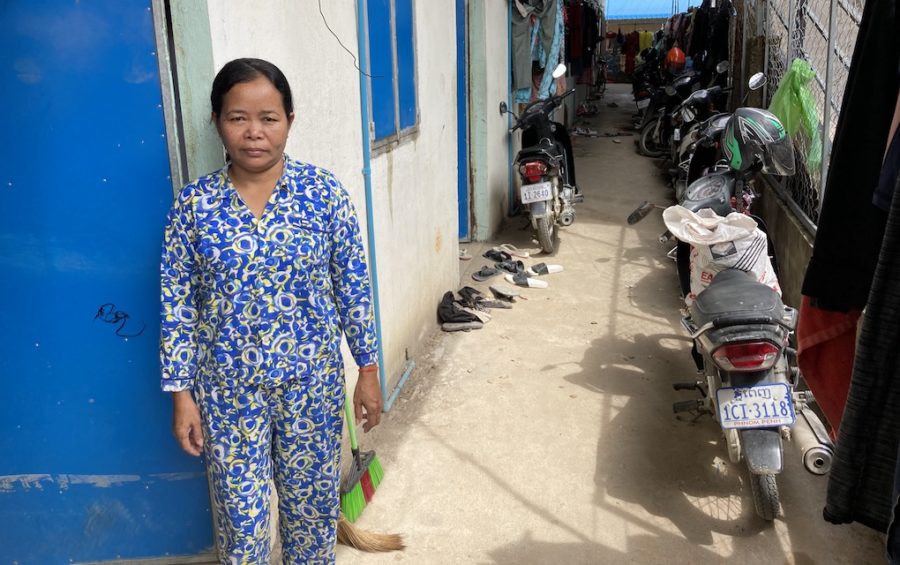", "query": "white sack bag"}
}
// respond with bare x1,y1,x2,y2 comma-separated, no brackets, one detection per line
662,205,781,306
